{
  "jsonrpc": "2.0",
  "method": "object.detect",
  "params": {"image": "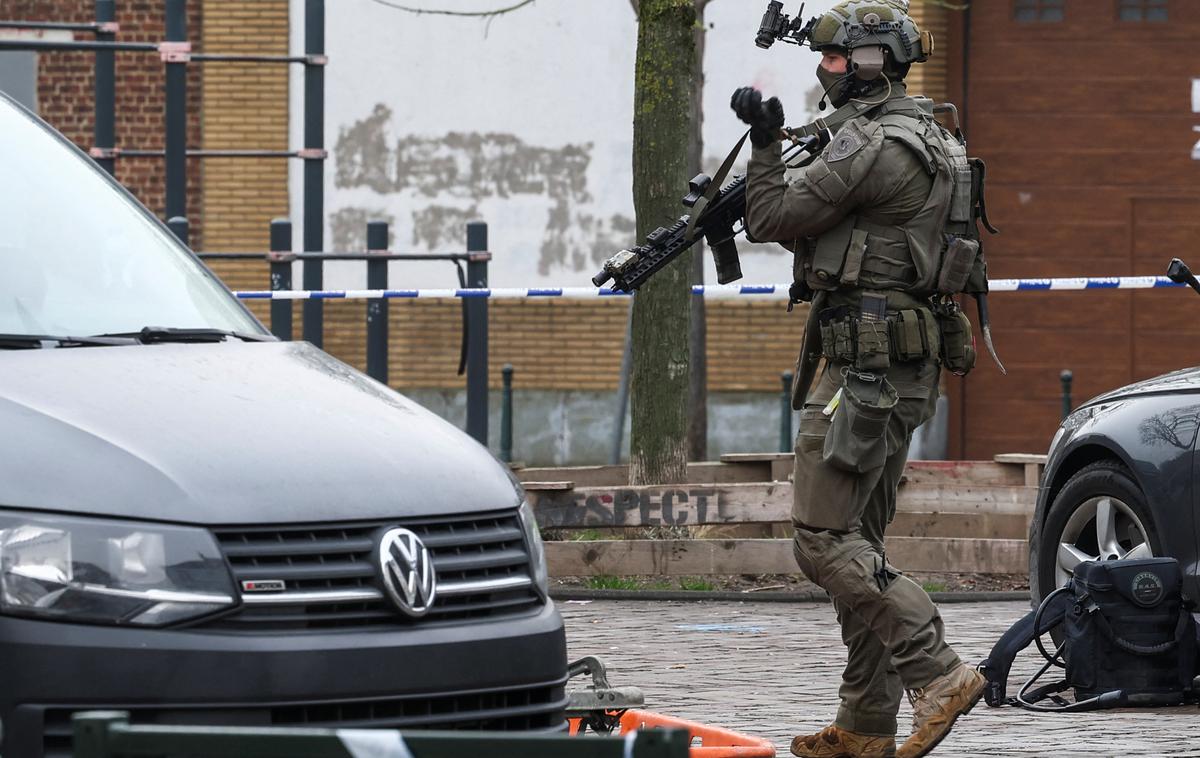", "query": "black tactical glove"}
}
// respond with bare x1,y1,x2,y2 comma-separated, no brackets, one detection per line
730,86,785,149
788,280,813,306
